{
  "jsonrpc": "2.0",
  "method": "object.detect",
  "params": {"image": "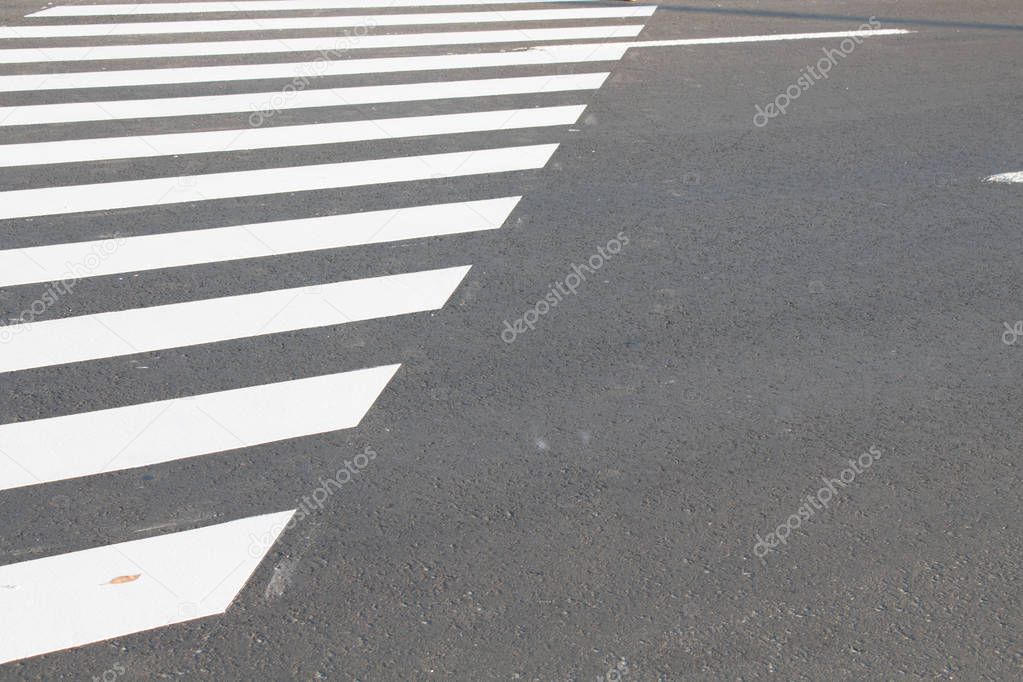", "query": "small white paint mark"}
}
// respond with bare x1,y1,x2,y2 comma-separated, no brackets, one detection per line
985,171,1023,184
132,514,218,534
264,556,300,600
